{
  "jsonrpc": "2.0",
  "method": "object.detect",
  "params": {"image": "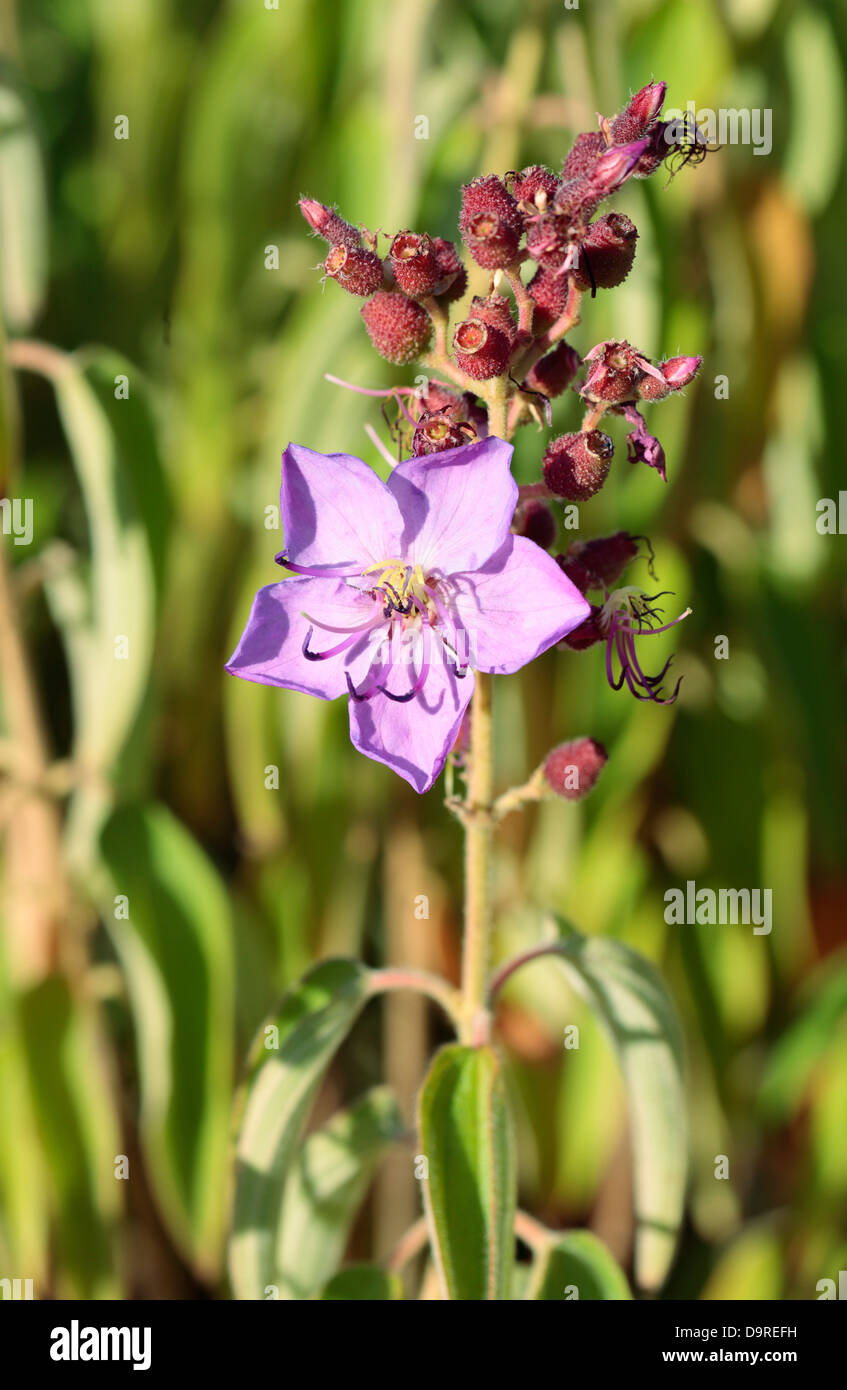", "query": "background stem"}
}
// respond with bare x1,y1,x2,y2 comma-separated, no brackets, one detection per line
461,670,494,1042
